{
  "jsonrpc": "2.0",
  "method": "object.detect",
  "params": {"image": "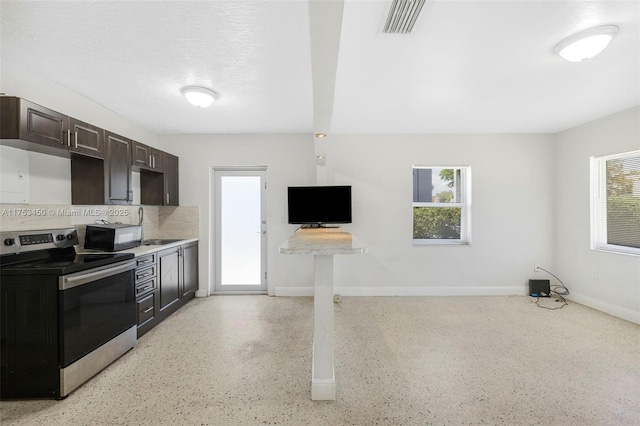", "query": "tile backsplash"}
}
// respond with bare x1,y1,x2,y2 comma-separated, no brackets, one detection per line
0,204,199,243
